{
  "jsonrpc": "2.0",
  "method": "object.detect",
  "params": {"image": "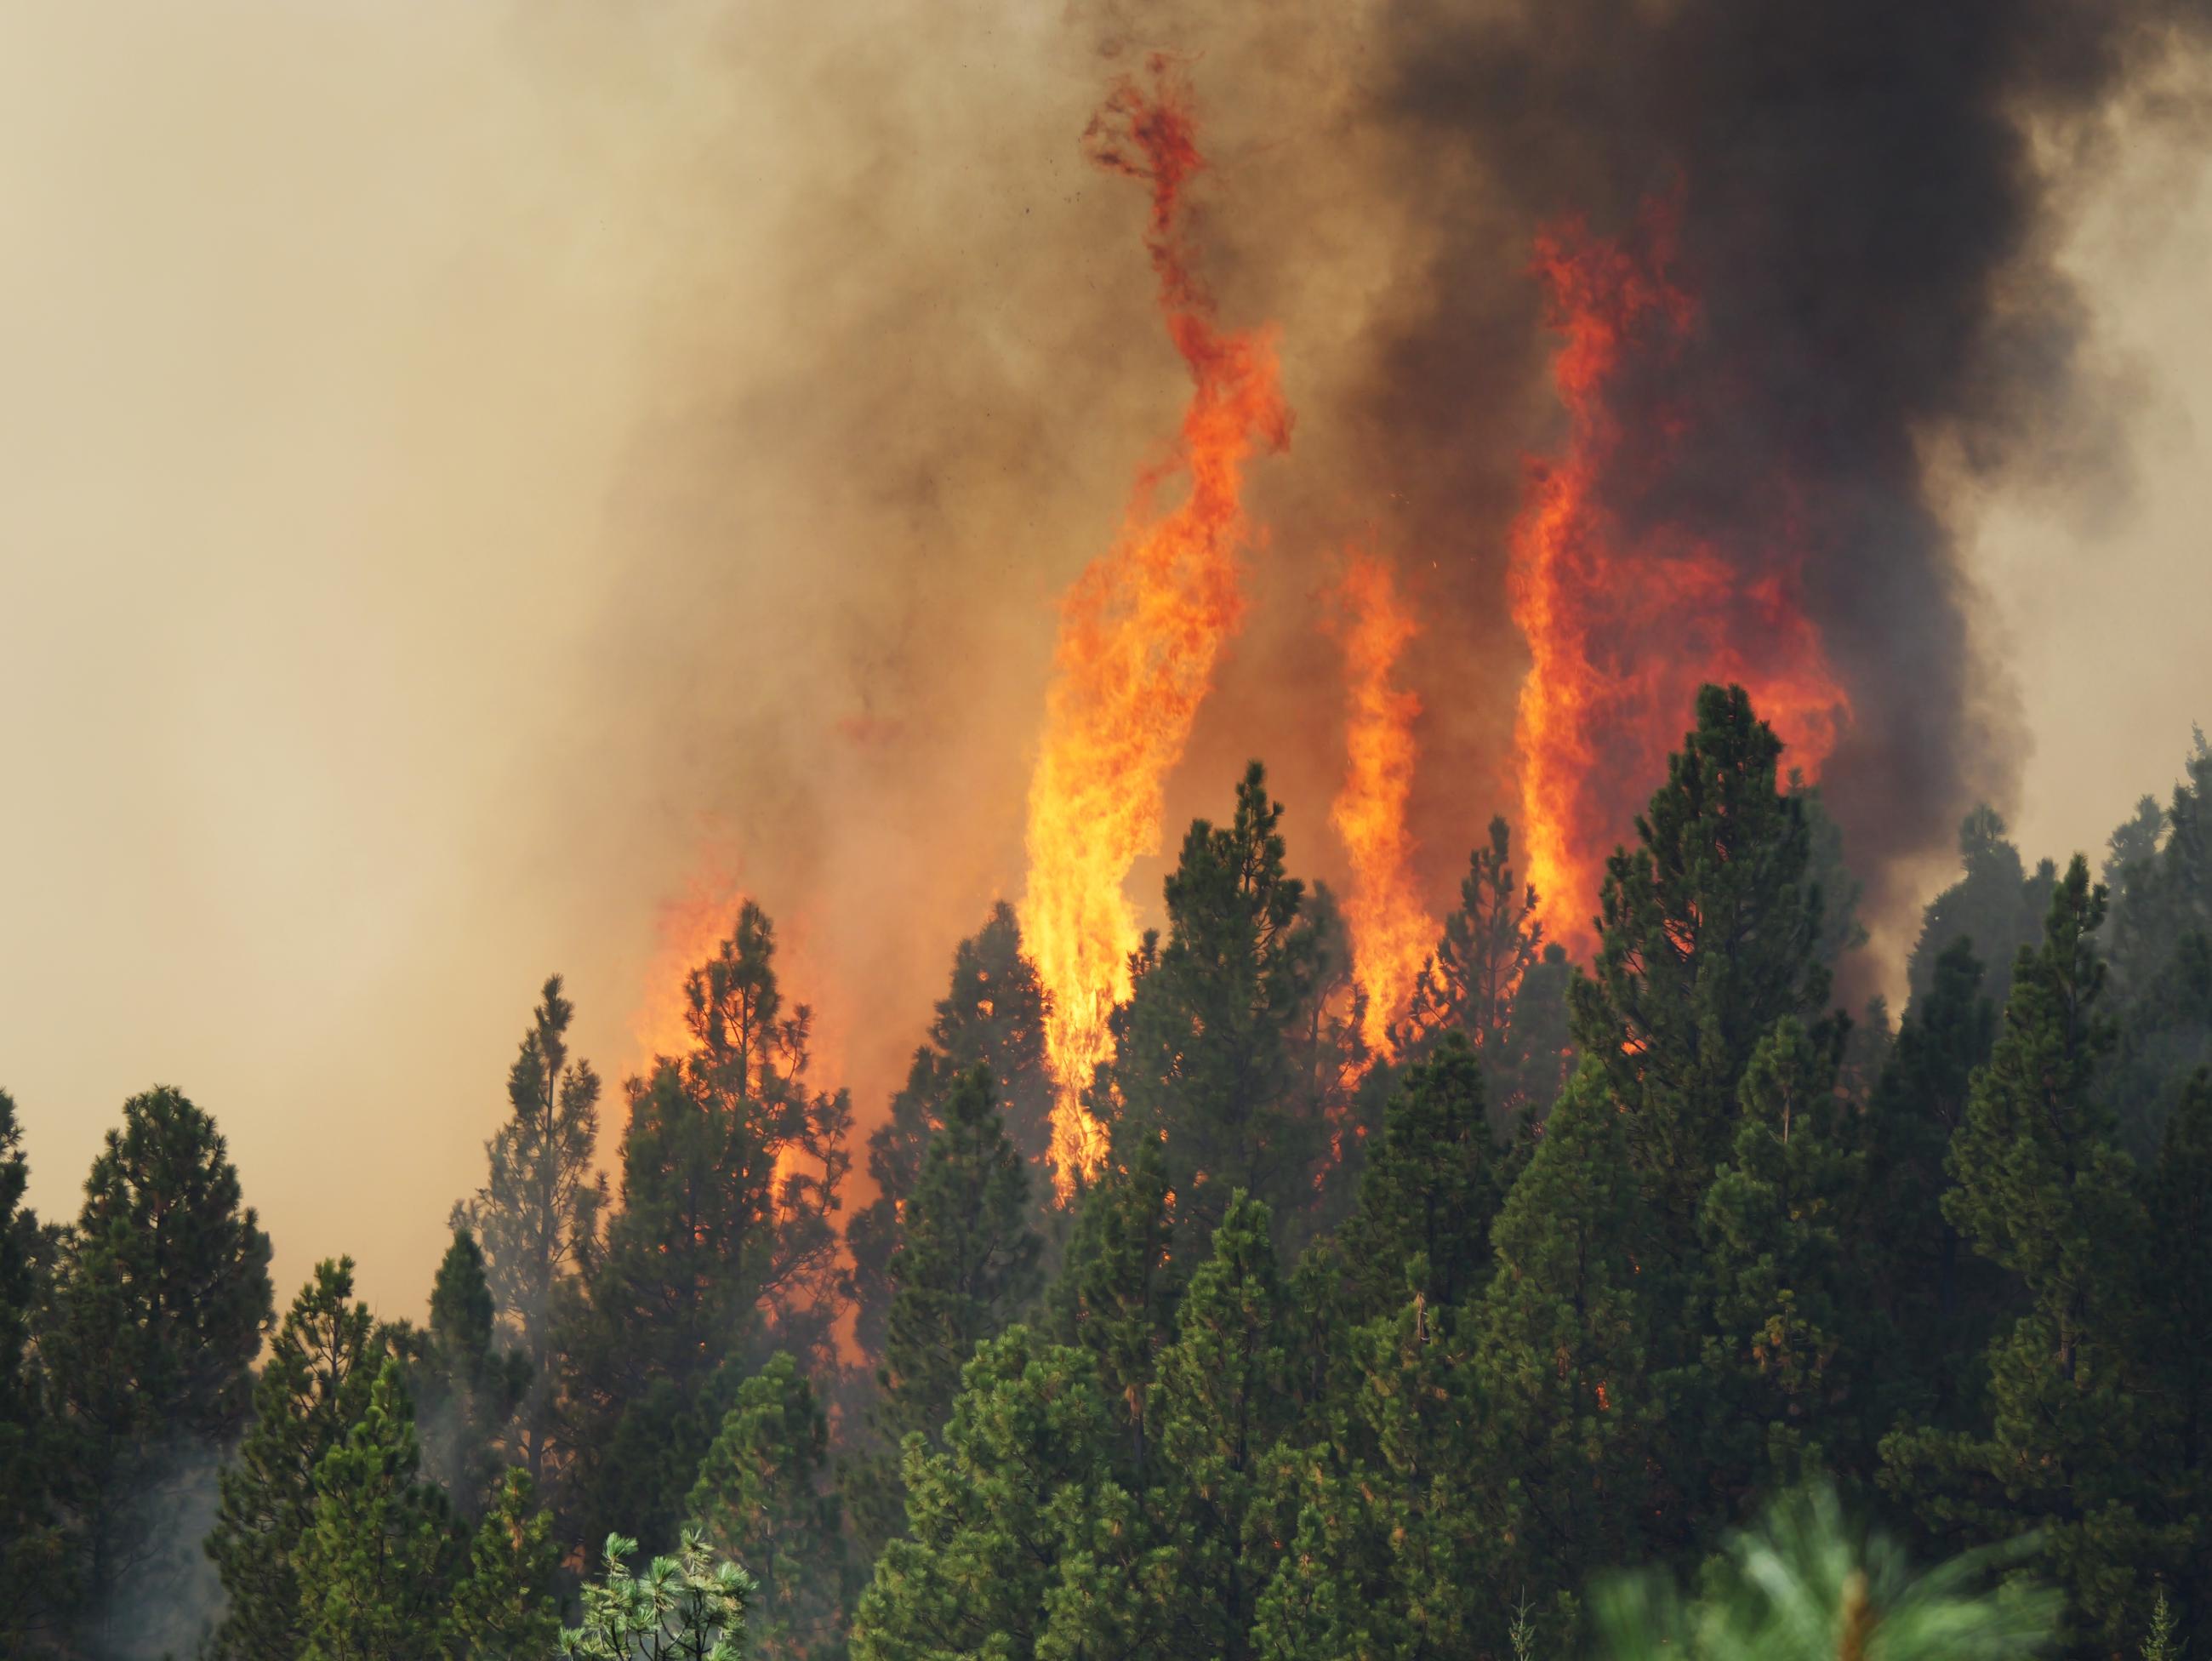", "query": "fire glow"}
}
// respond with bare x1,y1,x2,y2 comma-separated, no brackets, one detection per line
1328,551,1433,1051
1018,60,1293,1196
1508,196,1850,954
